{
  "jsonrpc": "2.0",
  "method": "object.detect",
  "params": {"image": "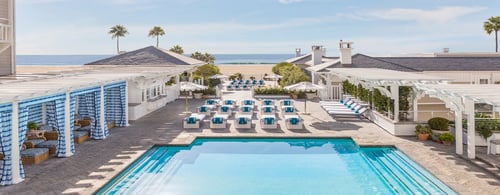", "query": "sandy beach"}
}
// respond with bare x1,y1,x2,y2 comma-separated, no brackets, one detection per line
217,64,274,79
16,64,275,79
